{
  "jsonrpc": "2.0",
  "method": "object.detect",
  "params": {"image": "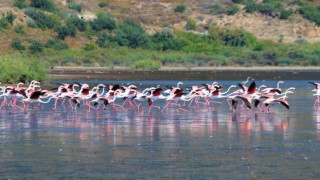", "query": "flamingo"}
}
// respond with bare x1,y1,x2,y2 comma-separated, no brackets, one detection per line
309,82,320,106
89,90,120,110
146,87,164,113
261,81,284,94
